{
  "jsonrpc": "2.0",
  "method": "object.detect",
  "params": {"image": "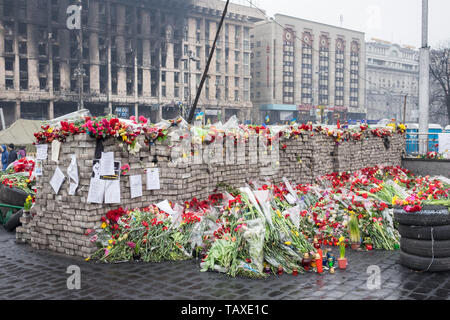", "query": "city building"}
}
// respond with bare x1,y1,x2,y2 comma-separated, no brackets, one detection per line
250,14,366,124
366,39,420,123
0,0,264,128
